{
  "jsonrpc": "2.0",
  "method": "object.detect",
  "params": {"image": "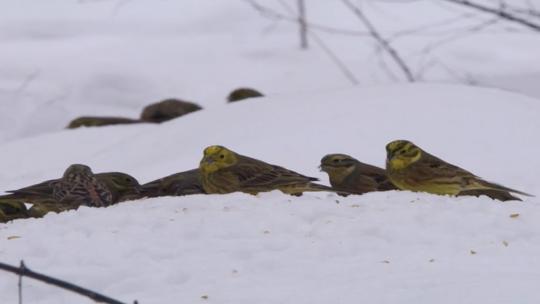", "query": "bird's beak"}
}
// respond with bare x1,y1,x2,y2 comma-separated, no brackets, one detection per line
203,157,214,165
